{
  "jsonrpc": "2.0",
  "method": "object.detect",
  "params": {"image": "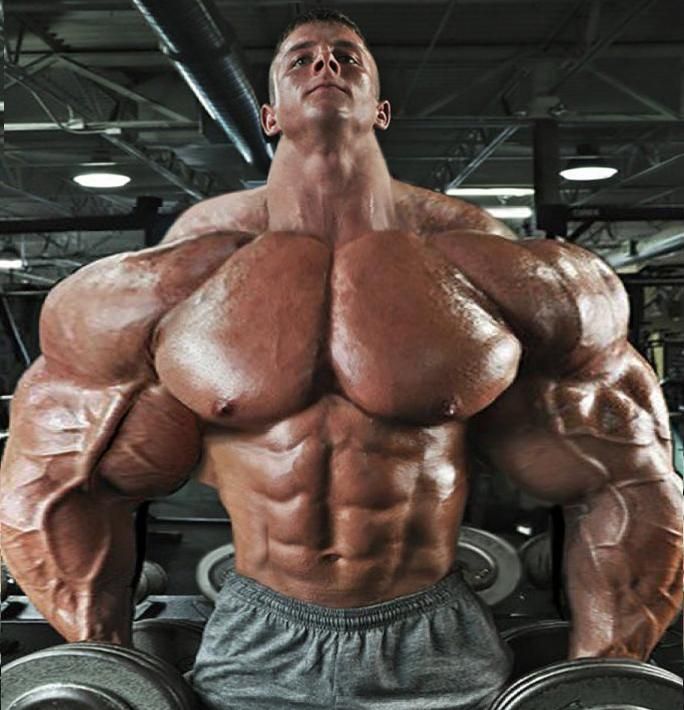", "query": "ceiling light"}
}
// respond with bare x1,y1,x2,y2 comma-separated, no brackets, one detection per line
485,206,533,220
0,246,23,271
446,187,534,197
559,144,617,182
559,165,618,181
73,172,131,188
